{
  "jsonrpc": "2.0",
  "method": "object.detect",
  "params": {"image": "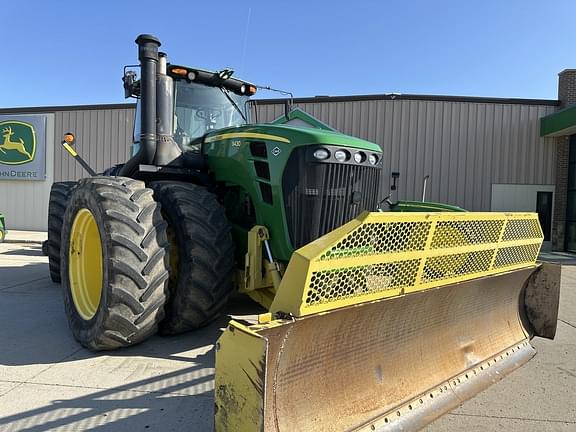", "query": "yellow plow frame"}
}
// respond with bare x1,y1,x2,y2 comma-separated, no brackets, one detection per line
215,212,561,431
